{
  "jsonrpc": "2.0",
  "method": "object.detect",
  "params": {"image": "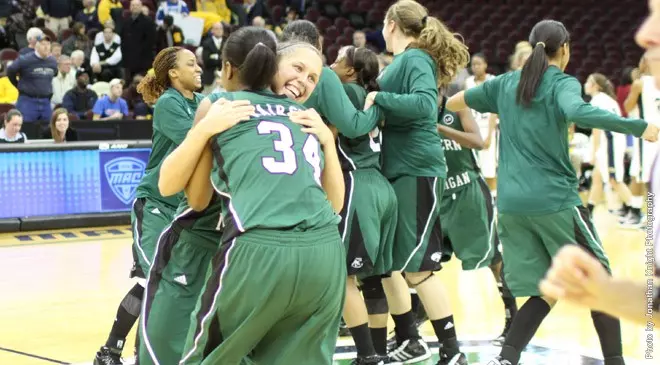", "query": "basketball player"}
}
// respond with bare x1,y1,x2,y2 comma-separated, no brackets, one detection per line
362,1,470,364
171,33,346,364
94,47,203,365
436,92,517,347
584,73,632,218
623,56,658,226
540,0,660,329
331,45,398,364
447,19,657,365
465,53,499,198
